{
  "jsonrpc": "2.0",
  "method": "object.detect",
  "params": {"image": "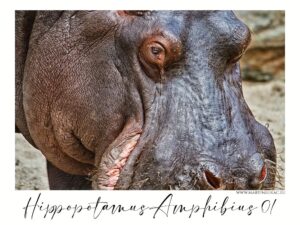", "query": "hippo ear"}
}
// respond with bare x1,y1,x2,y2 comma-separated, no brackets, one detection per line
117,10,150,17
